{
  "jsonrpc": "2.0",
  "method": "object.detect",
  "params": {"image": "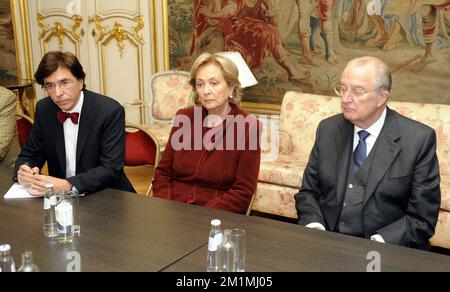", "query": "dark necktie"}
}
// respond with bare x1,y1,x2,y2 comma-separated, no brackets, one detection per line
57,111,79,125
353,130,370,174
